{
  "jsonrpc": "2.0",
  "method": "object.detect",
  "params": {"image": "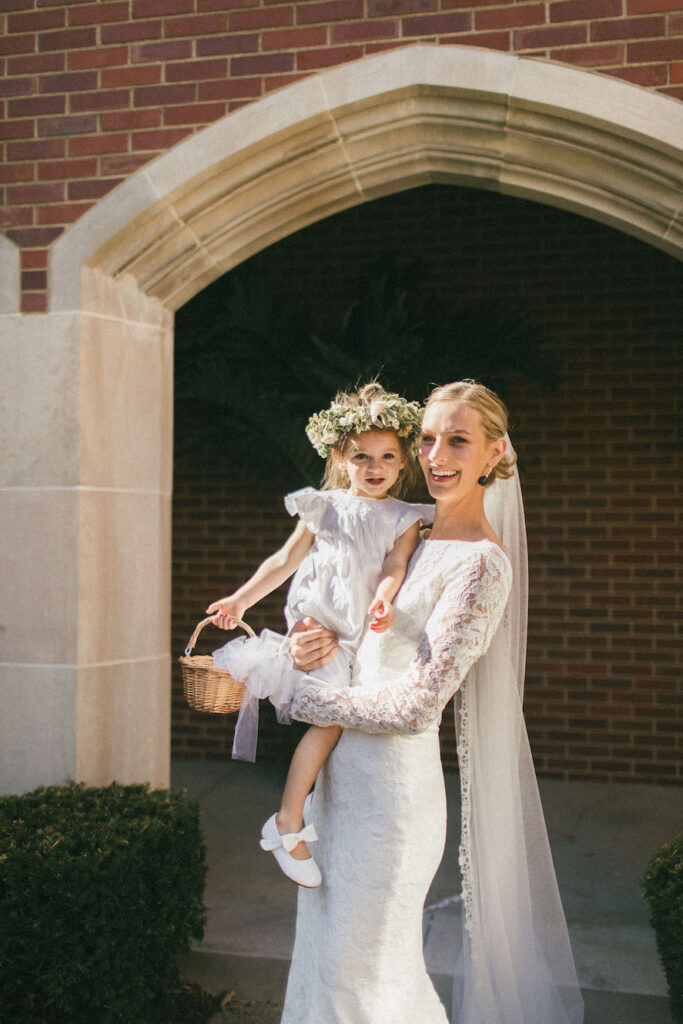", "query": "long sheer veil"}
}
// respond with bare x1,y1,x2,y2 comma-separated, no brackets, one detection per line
450,441,584,1024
